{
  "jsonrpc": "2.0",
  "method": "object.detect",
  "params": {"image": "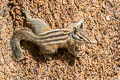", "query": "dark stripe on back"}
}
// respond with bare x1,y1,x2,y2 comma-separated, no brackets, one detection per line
39,33,68,40
39,29,70,36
